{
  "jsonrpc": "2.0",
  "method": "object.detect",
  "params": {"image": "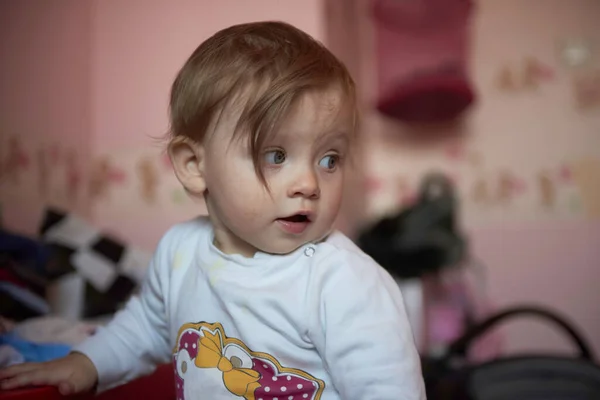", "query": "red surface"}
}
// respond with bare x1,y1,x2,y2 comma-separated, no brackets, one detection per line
0,364,175,400
0,387,75,400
